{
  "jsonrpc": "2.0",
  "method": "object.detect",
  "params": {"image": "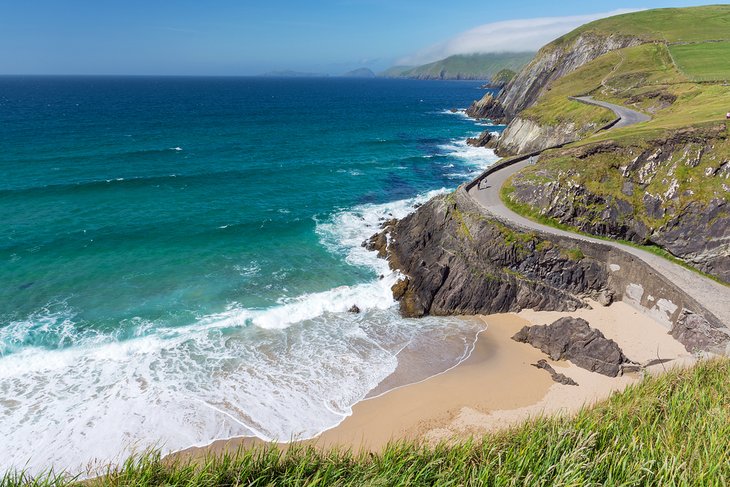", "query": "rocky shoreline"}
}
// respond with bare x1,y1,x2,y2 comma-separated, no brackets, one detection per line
364,184,730,355
365,189,612,319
